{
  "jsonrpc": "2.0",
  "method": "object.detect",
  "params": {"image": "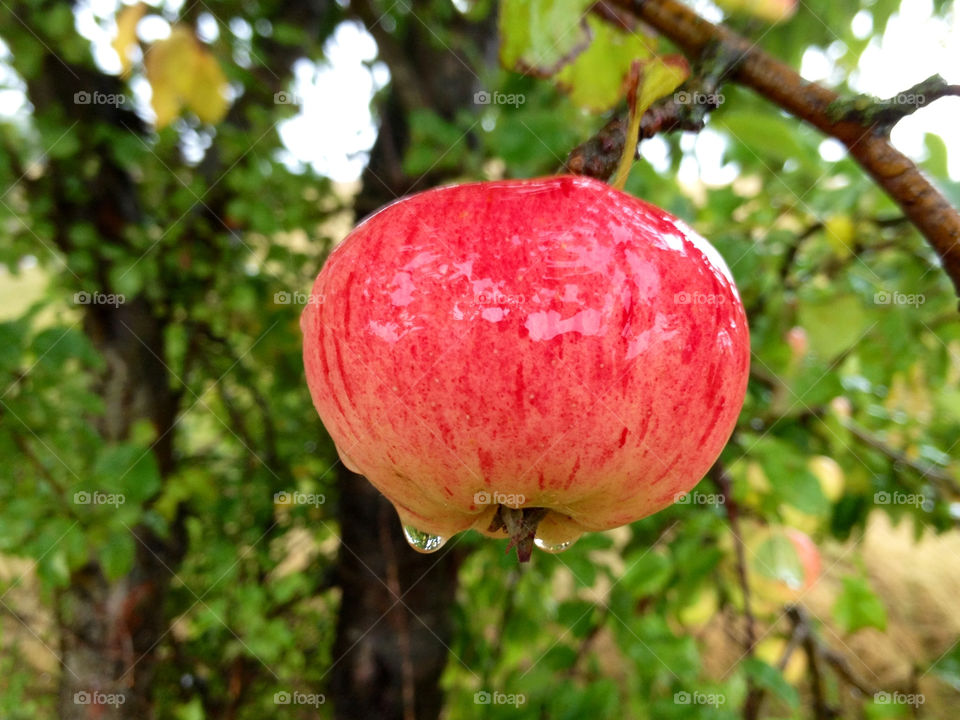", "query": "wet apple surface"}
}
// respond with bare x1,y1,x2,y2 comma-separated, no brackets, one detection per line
302,175,750,559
